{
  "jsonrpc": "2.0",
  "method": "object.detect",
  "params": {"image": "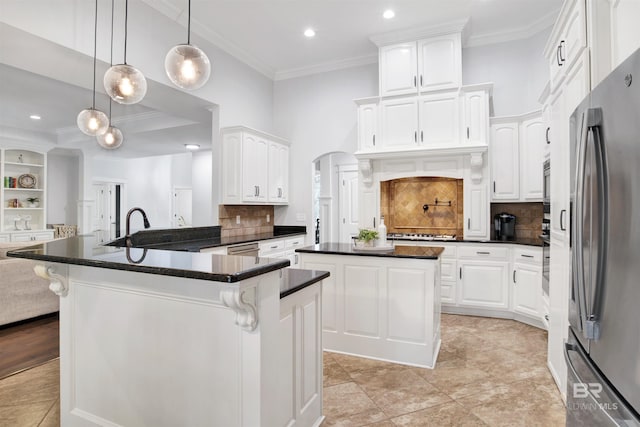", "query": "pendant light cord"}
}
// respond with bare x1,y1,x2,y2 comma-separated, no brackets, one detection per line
92,0,98,108
109,0,115,120
187,0,191,44
123,0,129,64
